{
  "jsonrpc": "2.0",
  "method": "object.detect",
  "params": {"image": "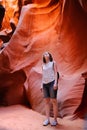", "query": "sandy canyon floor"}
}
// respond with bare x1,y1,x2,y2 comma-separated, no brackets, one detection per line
0,105,86,130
